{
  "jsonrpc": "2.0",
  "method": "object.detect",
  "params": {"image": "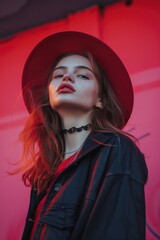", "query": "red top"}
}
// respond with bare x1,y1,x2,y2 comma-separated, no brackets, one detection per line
30,152,78,239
